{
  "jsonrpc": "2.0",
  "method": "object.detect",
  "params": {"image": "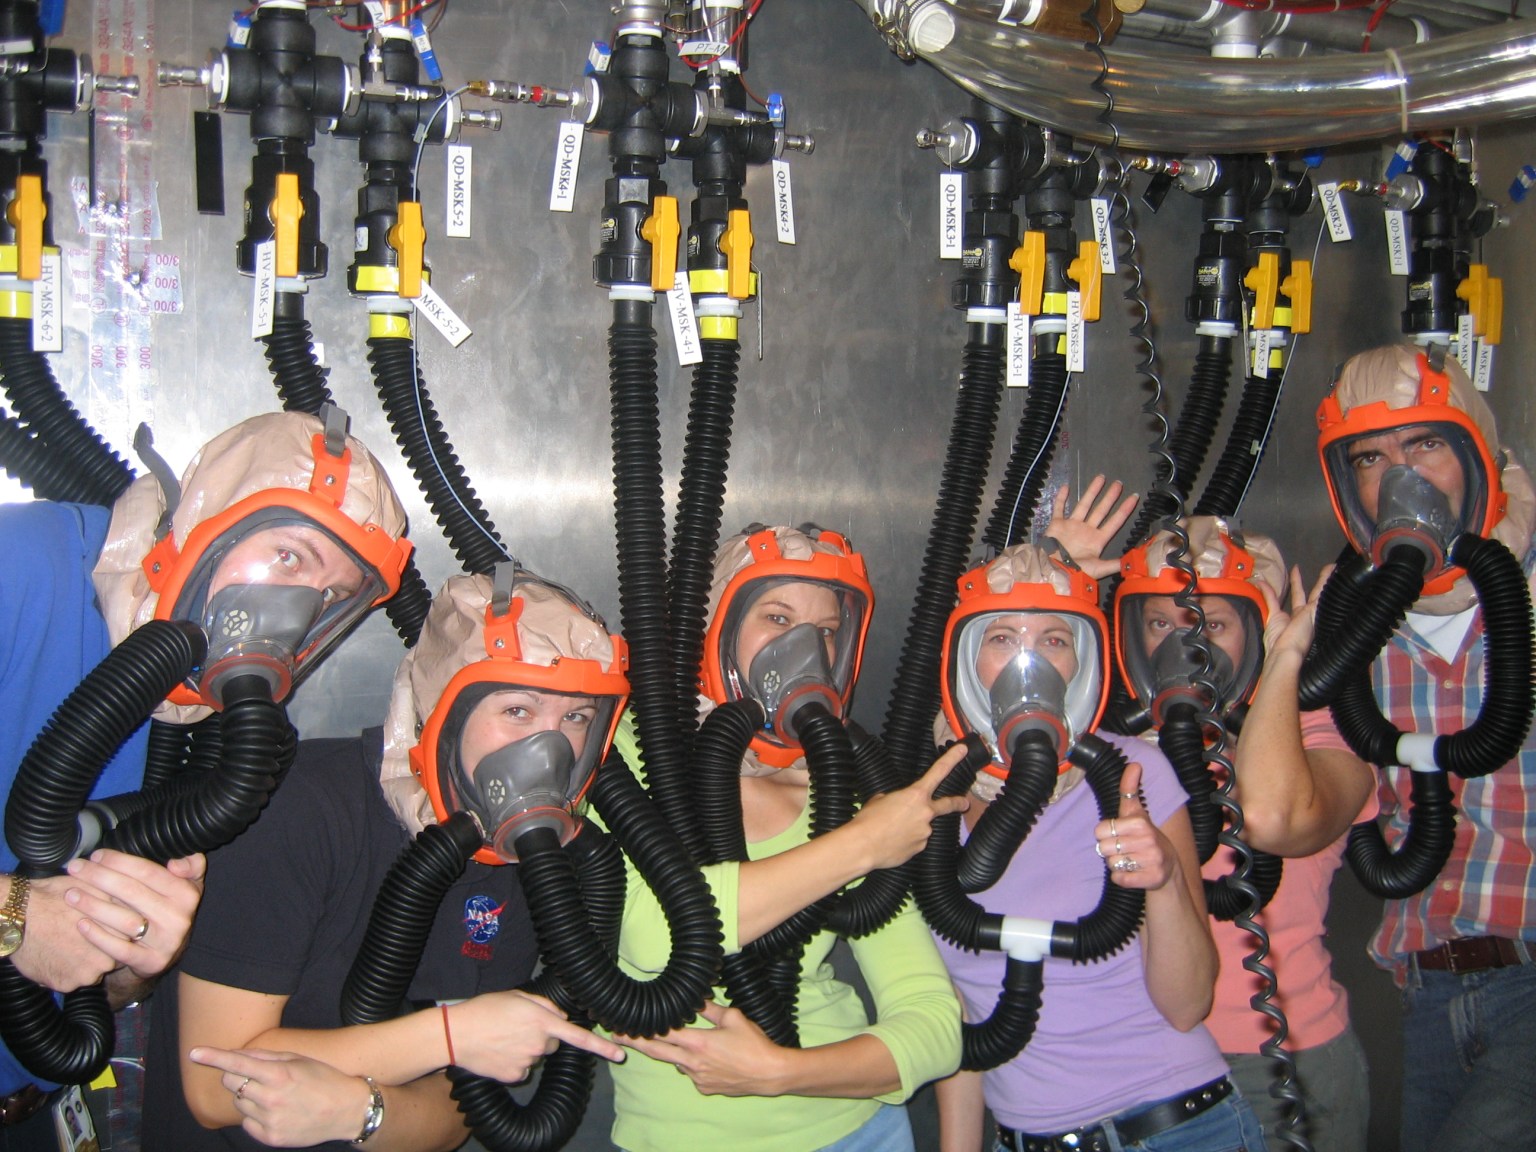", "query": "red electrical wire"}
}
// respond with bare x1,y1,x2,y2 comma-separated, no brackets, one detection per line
1360,0,1396,50
681,0,765,70
332,0,441,33
1213,0,1376,13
